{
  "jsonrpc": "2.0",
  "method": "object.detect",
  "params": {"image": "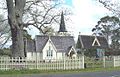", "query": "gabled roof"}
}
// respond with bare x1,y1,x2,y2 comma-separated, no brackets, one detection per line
42,37,57,52
67,46,77,55
58,12,67,32
78,35,109,49
35,35,75,52
92,37,100,46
